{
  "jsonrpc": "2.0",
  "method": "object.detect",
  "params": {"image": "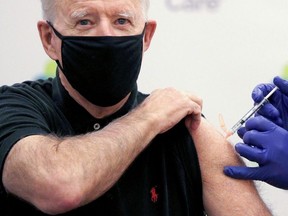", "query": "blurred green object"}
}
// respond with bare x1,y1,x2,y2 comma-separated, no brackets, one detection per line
43,60,57,78
281,64,288,80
